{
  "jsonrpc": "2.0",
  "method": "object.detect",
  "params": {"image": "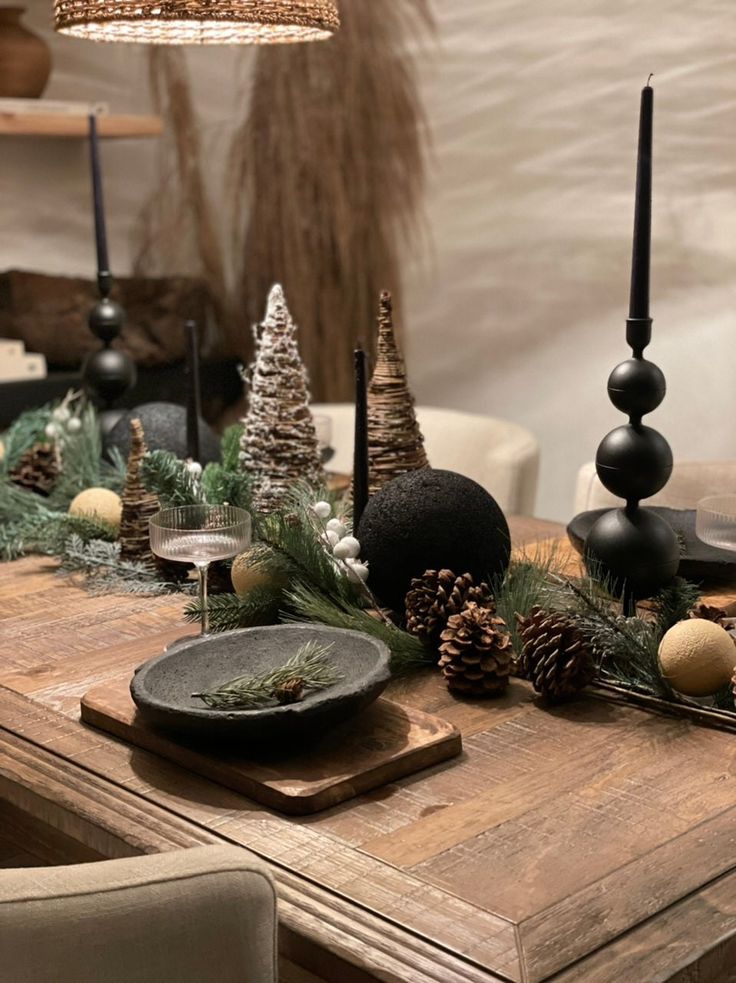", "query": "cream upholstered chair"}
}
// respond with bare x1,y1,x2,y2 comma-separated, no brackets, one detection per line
312,403,540,516
0,845,277,983
573,460,736,514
